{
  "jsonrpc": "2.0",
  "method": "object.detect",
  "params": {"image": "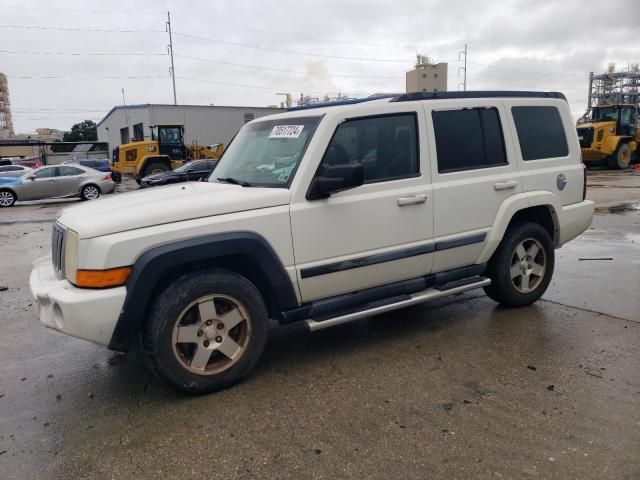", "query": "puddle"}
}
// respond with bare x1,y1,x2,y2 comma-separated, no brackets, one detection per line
594,202,640,215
